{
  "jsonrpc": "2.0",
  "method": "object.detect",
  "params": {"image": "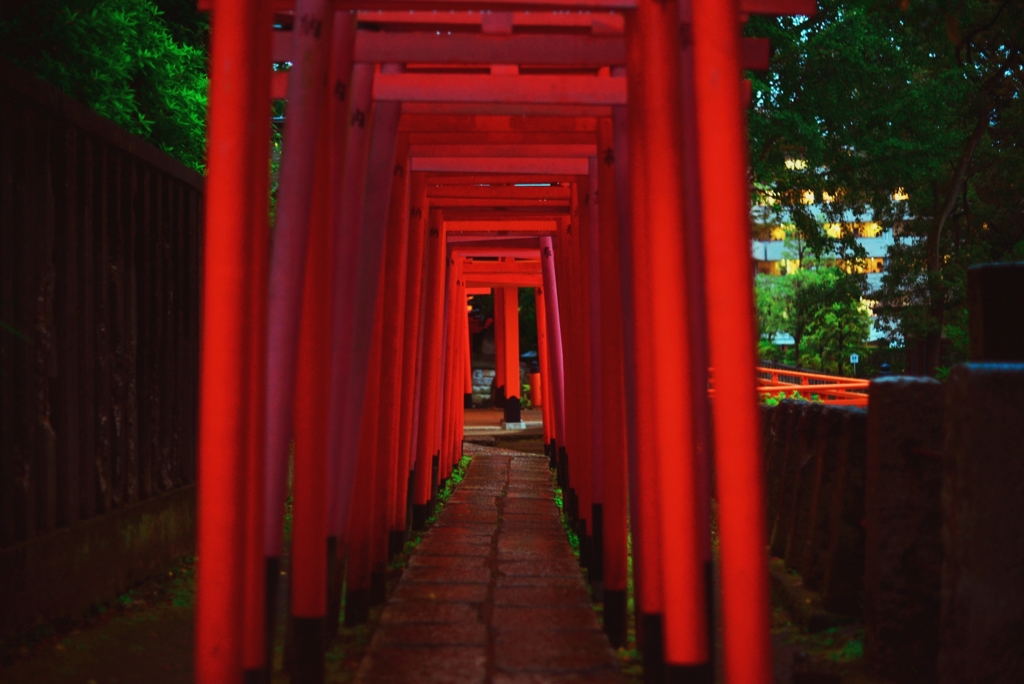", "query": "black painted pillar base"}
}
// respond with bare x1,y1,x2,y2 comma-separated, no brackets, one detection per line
369,569,387,606
557,447,568,490
704,559,716,677
591,503,605,589
546,439,557,469
494,384,506,406
577,522,591,569
604,589,628,649
289,616,325,684
388,530,405,560
504,395,522,423
325,537,342,641
664,663,713,684
567,488,579,526
640,612,665,684
264,556,281,680
412,503,429,531
430,454,440,503
405,471,416,534
344,587,370,626
243,668,268,684
464,392,473,409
